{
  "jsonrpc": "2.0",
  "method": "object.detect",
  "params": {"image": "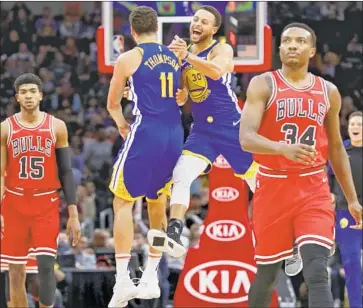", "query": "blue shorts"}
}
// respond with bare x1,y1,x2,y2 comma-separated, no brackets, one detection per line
183,124,257,178
109,116,183,201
